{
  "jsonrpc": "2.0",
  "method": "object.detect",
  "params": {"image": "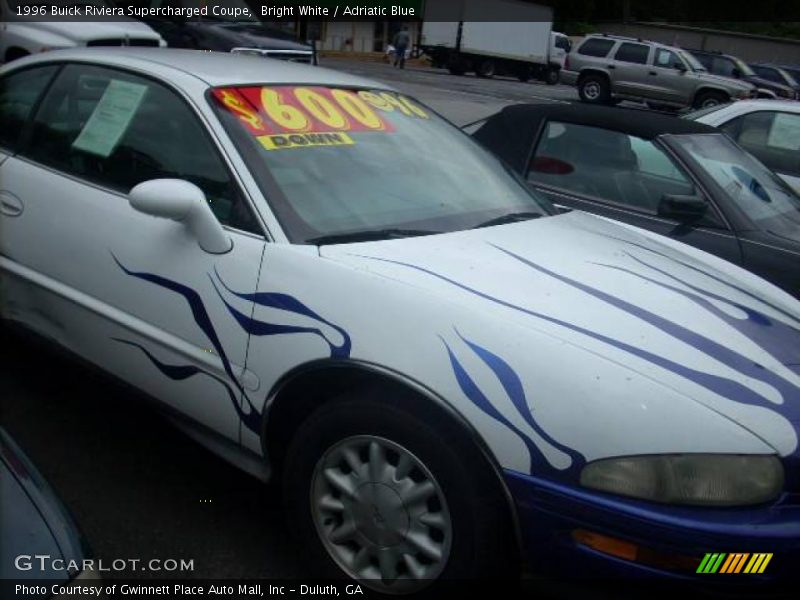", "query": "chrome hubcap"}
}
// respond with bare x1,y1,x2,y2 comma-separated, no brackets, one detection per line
584,82,600,99
310,436,452,594
702,98,720,107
